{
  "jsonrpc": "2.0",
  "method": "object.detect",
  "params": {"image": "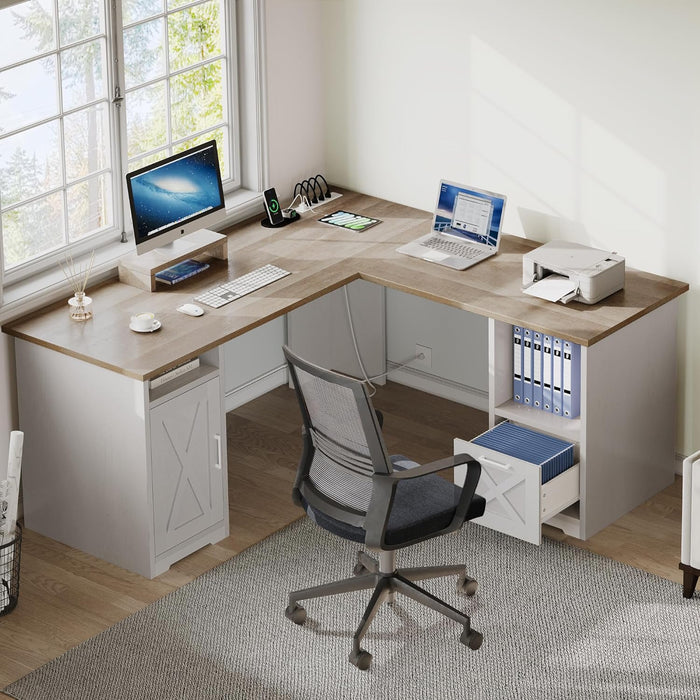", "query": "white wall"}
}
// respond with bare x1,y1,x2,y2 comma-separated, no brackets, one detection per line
320,0,700,455
264,0,327,199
